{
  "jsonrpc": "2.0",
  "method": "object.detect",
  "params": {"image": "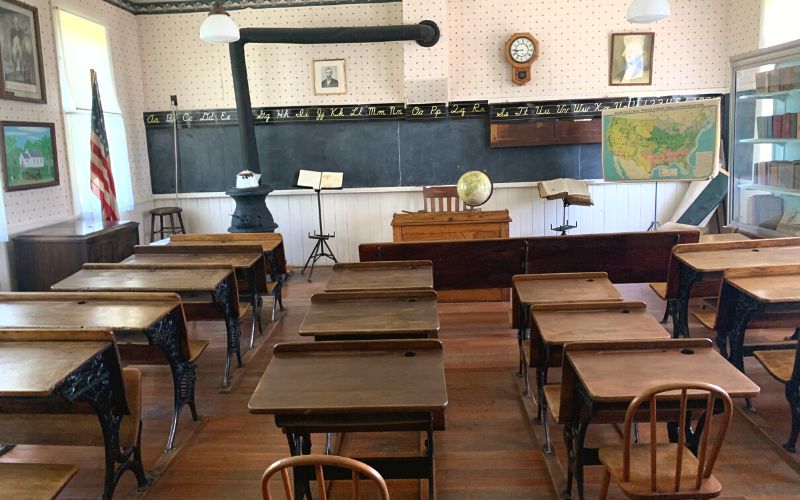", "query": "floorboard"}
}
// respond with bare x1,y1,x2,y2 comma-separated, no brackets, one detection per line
1,271,798,499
